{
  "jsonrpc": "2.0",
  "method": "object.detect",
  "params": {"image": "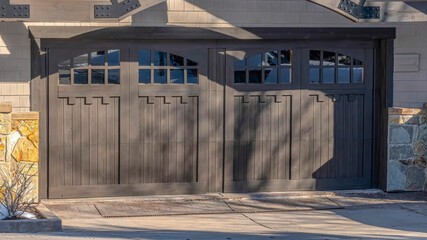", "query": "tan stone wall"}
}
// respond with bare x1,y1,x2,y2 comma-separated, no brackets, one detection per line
388,106,427,191
0,102,39,201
